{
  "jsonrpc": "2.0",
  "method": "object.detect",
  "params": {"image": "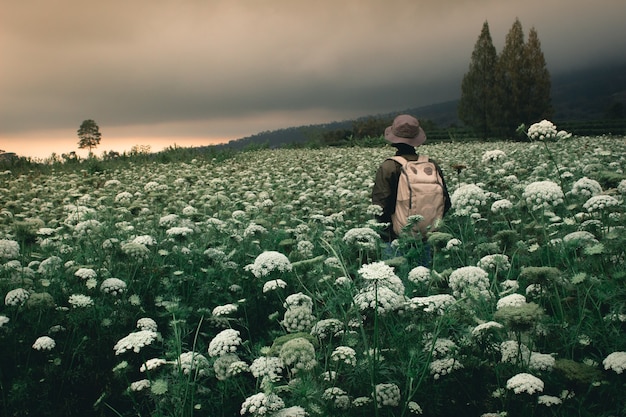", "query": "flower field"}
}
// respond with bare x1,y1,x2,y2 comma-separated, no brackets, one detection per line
1,130,625,417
